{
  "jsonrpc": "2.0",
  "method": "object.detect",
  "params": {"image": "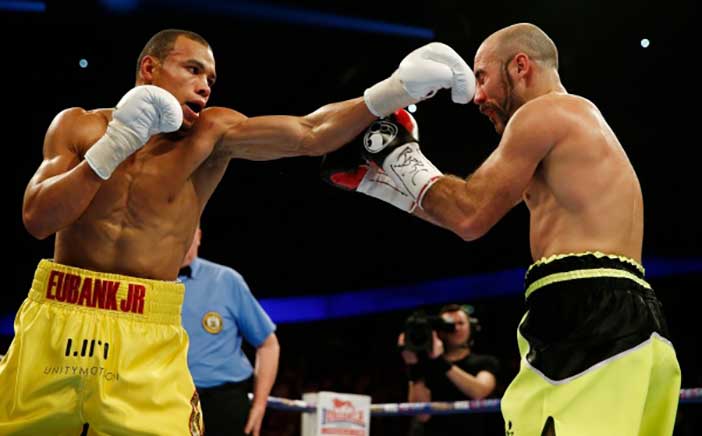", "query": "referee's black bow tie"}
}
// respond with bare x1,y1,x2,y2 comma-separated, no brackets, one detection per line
178,265,192,278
